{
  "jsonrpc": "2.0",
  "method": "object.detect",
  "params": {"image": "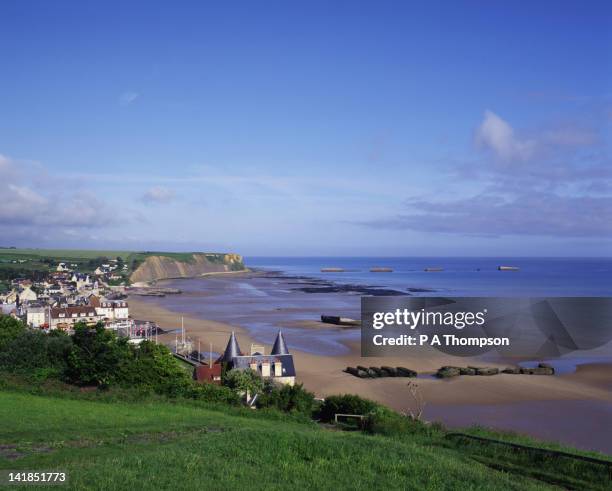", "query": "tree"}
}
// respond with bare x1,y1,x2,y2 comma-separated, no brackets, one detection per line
65,322,130,386
0,329,72,378
116,340,191,395
223,368,264,396
0,315,26,351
